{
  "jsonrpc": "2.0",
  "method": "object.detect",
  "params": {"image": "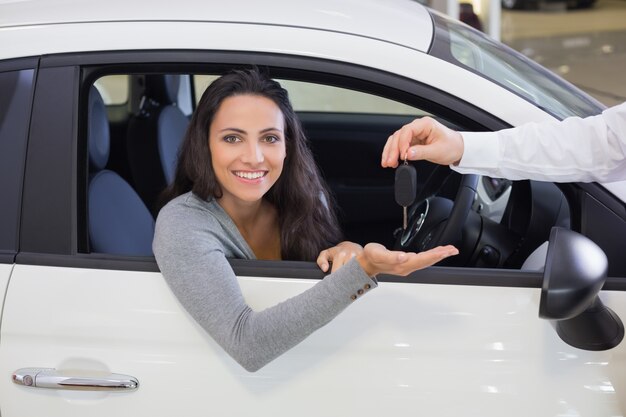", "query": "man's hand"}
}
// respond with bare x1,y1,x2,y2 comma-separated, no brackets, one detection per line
381,117,464,168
